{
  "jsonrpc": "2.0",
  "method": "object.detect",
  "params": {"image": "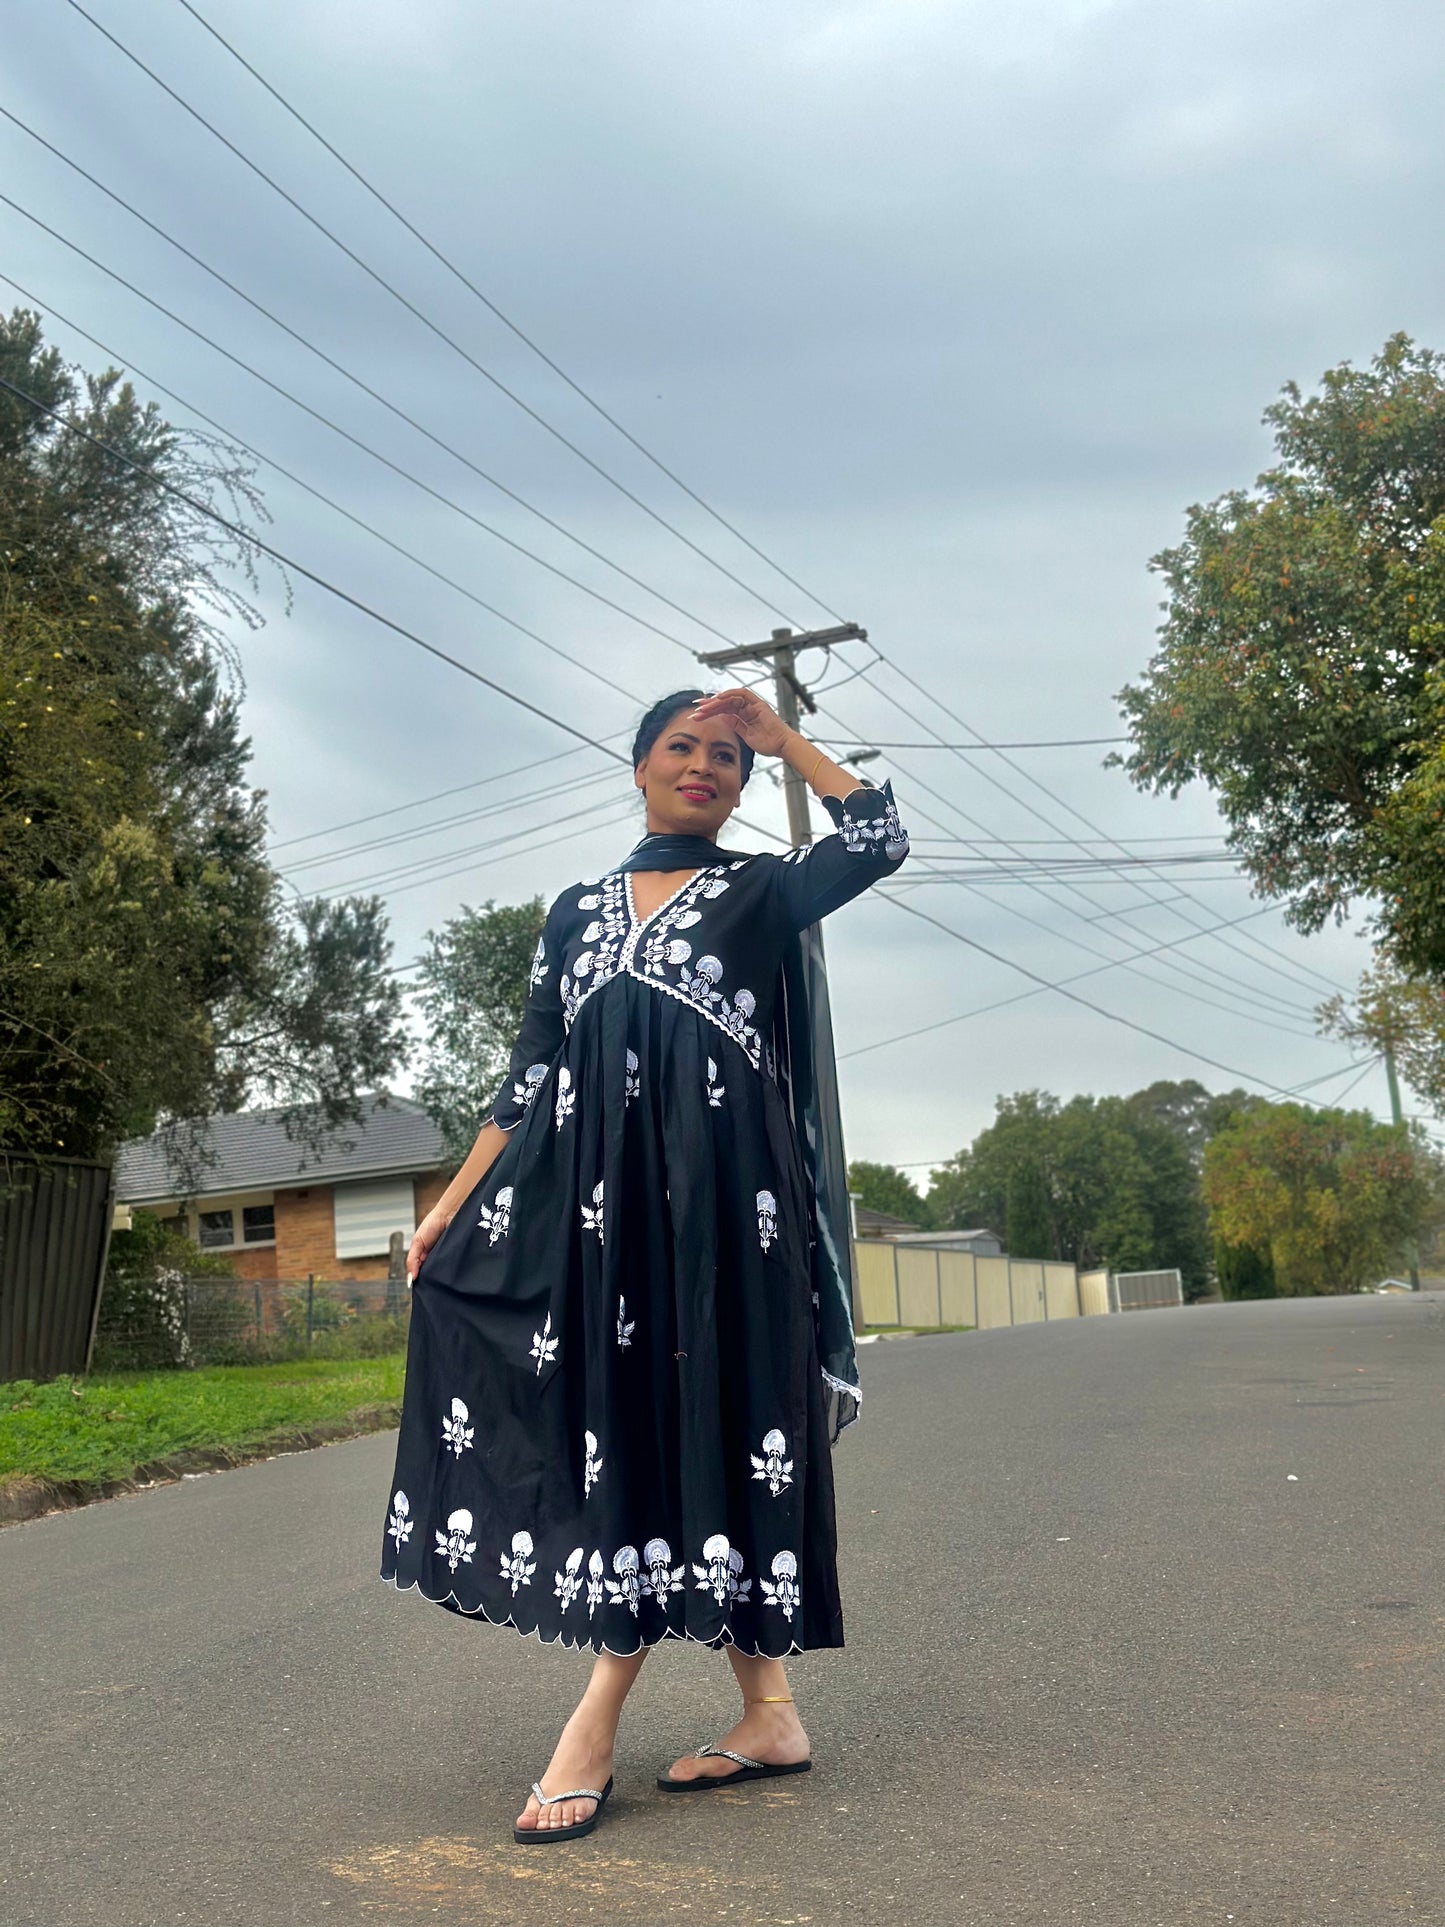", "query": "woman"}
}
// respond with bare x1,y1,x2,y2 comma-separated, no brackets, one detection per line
381,684,909,1842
